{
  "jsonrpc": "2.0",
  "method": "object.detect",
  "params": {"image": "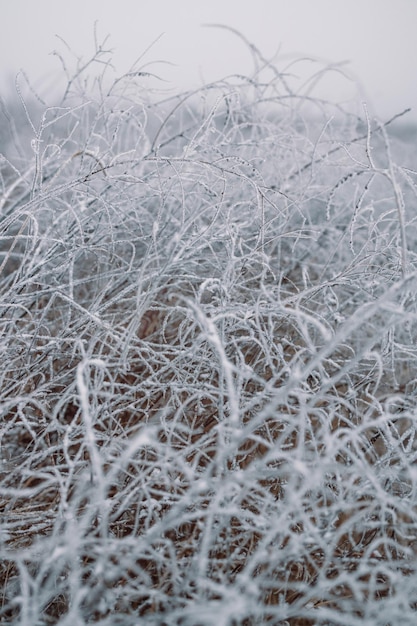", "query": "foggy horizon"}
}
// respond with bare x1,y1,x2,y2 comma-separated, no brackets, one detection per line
1,1,416,126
